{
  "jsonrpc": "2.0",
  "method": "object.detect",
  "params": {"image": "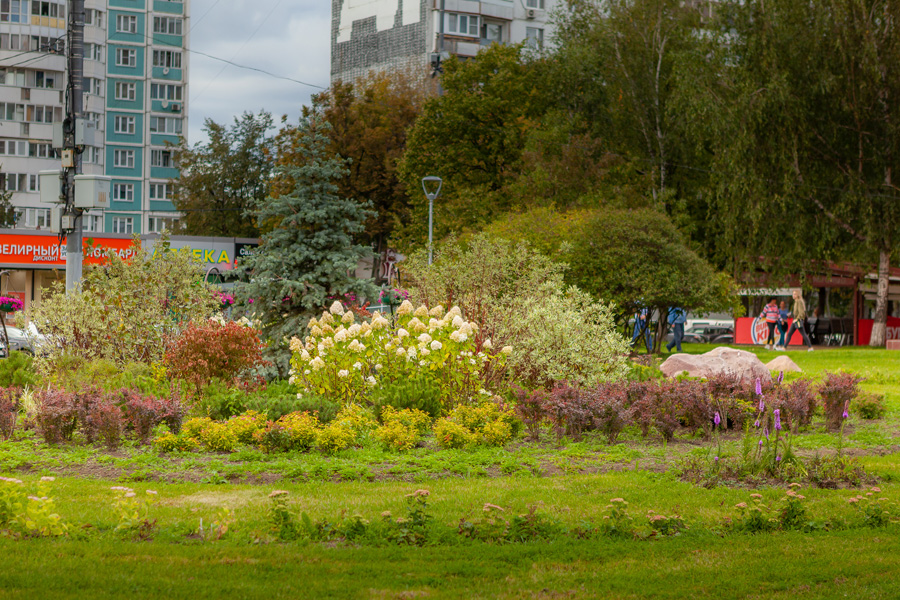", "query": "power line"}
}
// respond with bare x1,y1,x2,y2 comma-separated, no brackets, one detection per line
189,0,223,33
